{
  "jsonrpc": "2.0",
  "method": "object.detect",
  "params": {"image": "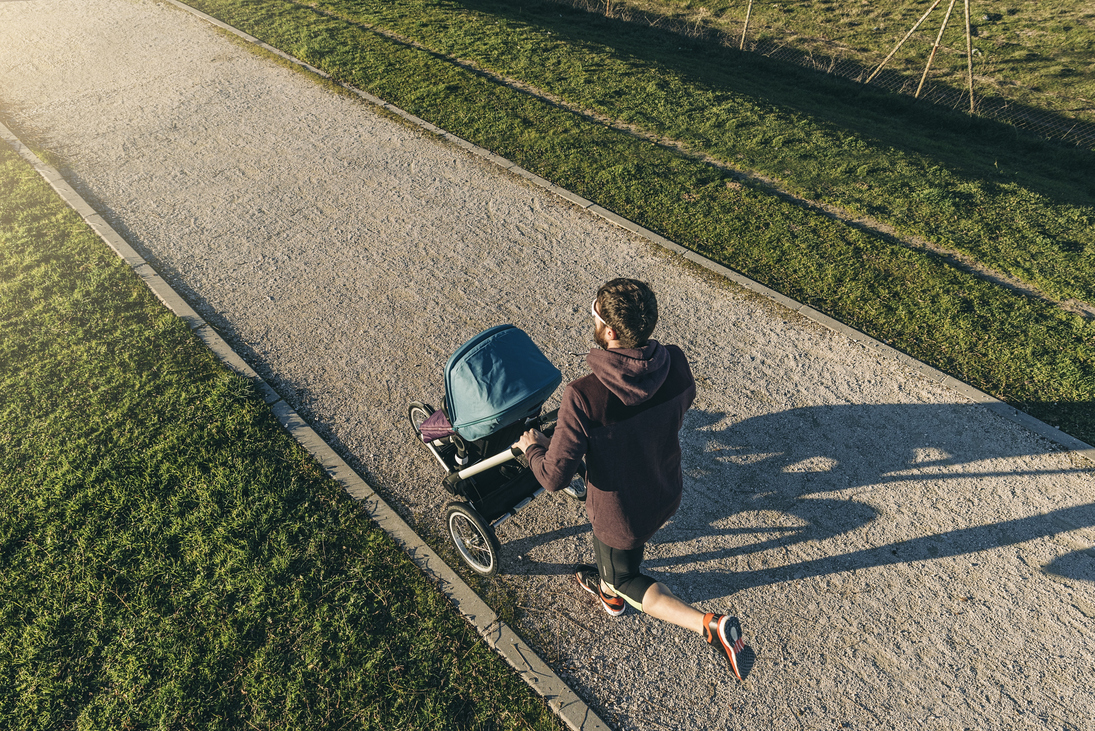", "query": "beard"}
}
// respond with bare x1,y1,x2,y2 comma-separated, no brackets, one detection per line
593,322,610,350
